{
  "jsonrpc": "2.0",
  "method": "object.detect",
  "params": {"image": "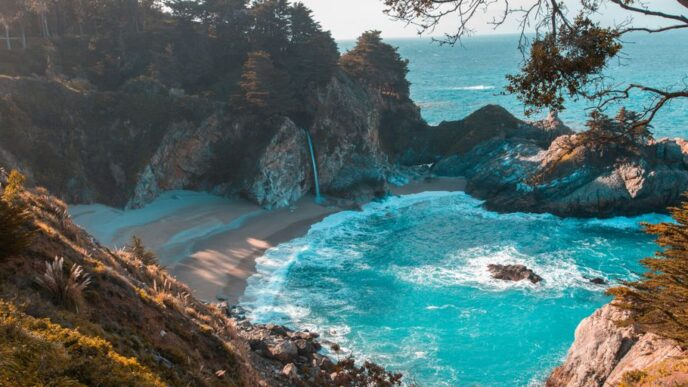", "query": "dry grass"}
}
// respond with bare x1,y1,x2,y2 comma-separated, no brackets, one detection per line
35,256,91,313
